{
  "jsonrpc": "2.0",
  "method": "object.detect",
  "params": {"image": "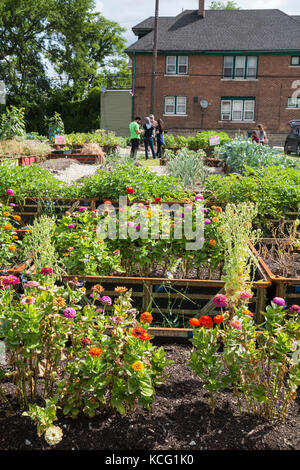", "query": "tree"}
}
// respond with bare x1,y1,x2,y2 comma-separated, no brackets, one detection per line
209,1,240,9
0,0,128,129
